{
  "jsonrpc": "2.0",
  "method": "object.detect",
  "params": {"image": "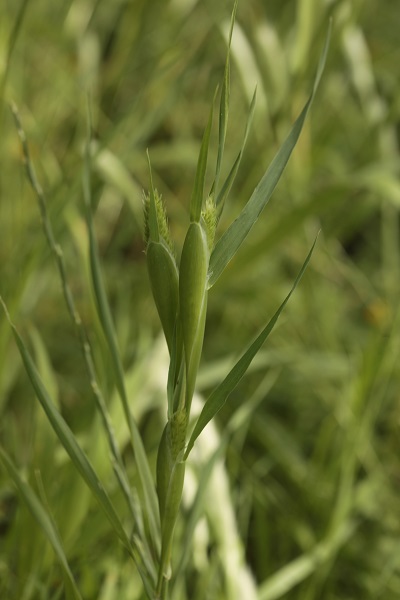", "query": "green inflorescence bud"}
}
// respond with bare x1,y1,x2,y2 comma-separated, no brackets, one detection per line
143,190,174,252
179,221,209,409
144,190,179,354
147,241,179,354
201,196,217,251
